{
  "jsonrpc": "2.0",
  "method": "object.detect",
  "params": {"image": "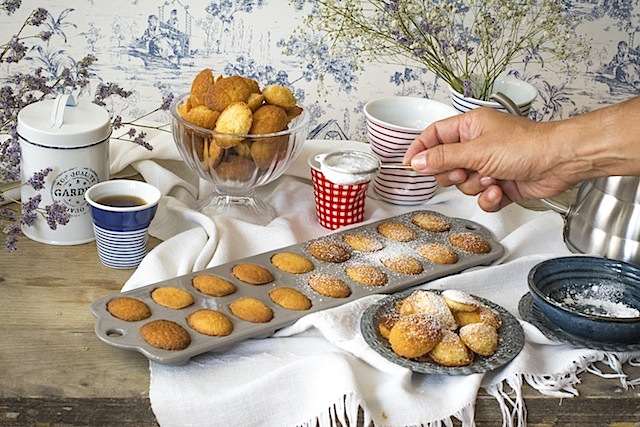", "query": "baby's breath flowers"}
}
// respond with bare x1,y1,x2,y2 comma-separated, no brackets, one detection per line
287,0,590,100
